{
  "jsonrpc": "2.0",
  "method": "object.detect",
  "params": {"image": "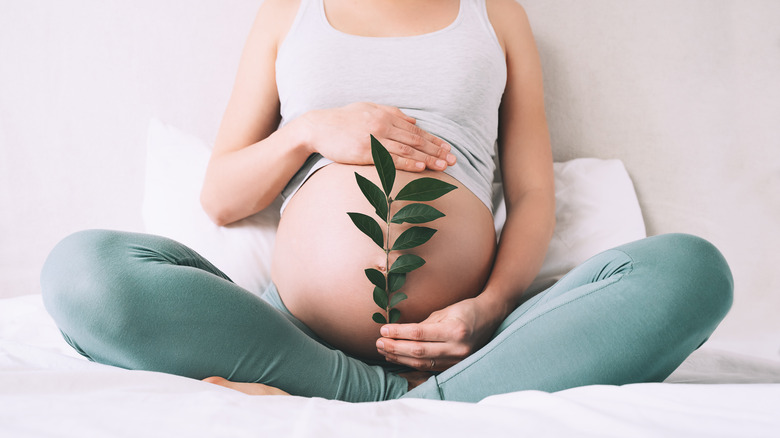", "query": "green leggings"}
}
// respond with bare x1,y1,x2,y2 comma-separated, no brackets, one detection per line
41,230,732,403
